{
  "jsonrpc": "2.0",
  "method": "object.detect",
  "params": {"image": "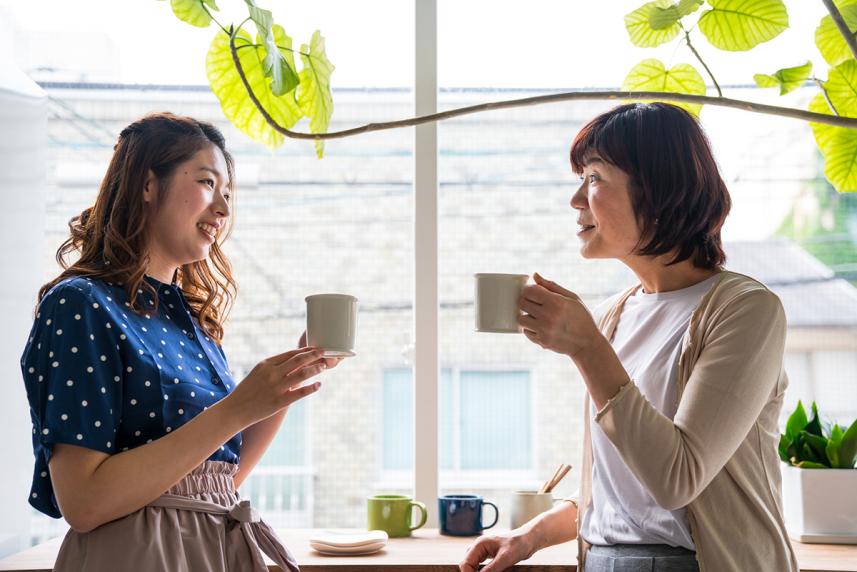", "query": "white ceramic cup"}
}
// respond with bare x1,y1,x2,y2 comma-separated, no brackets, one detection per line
474,273,529,333
305,294,358,357
509,491,556,529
